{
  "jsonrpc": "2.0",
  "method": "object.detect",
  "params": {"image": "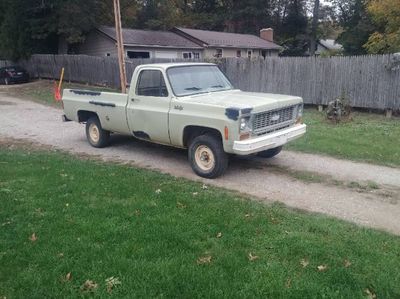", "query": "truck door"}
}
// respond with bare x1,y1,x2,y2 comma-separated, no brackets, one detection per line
127,69,171,144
